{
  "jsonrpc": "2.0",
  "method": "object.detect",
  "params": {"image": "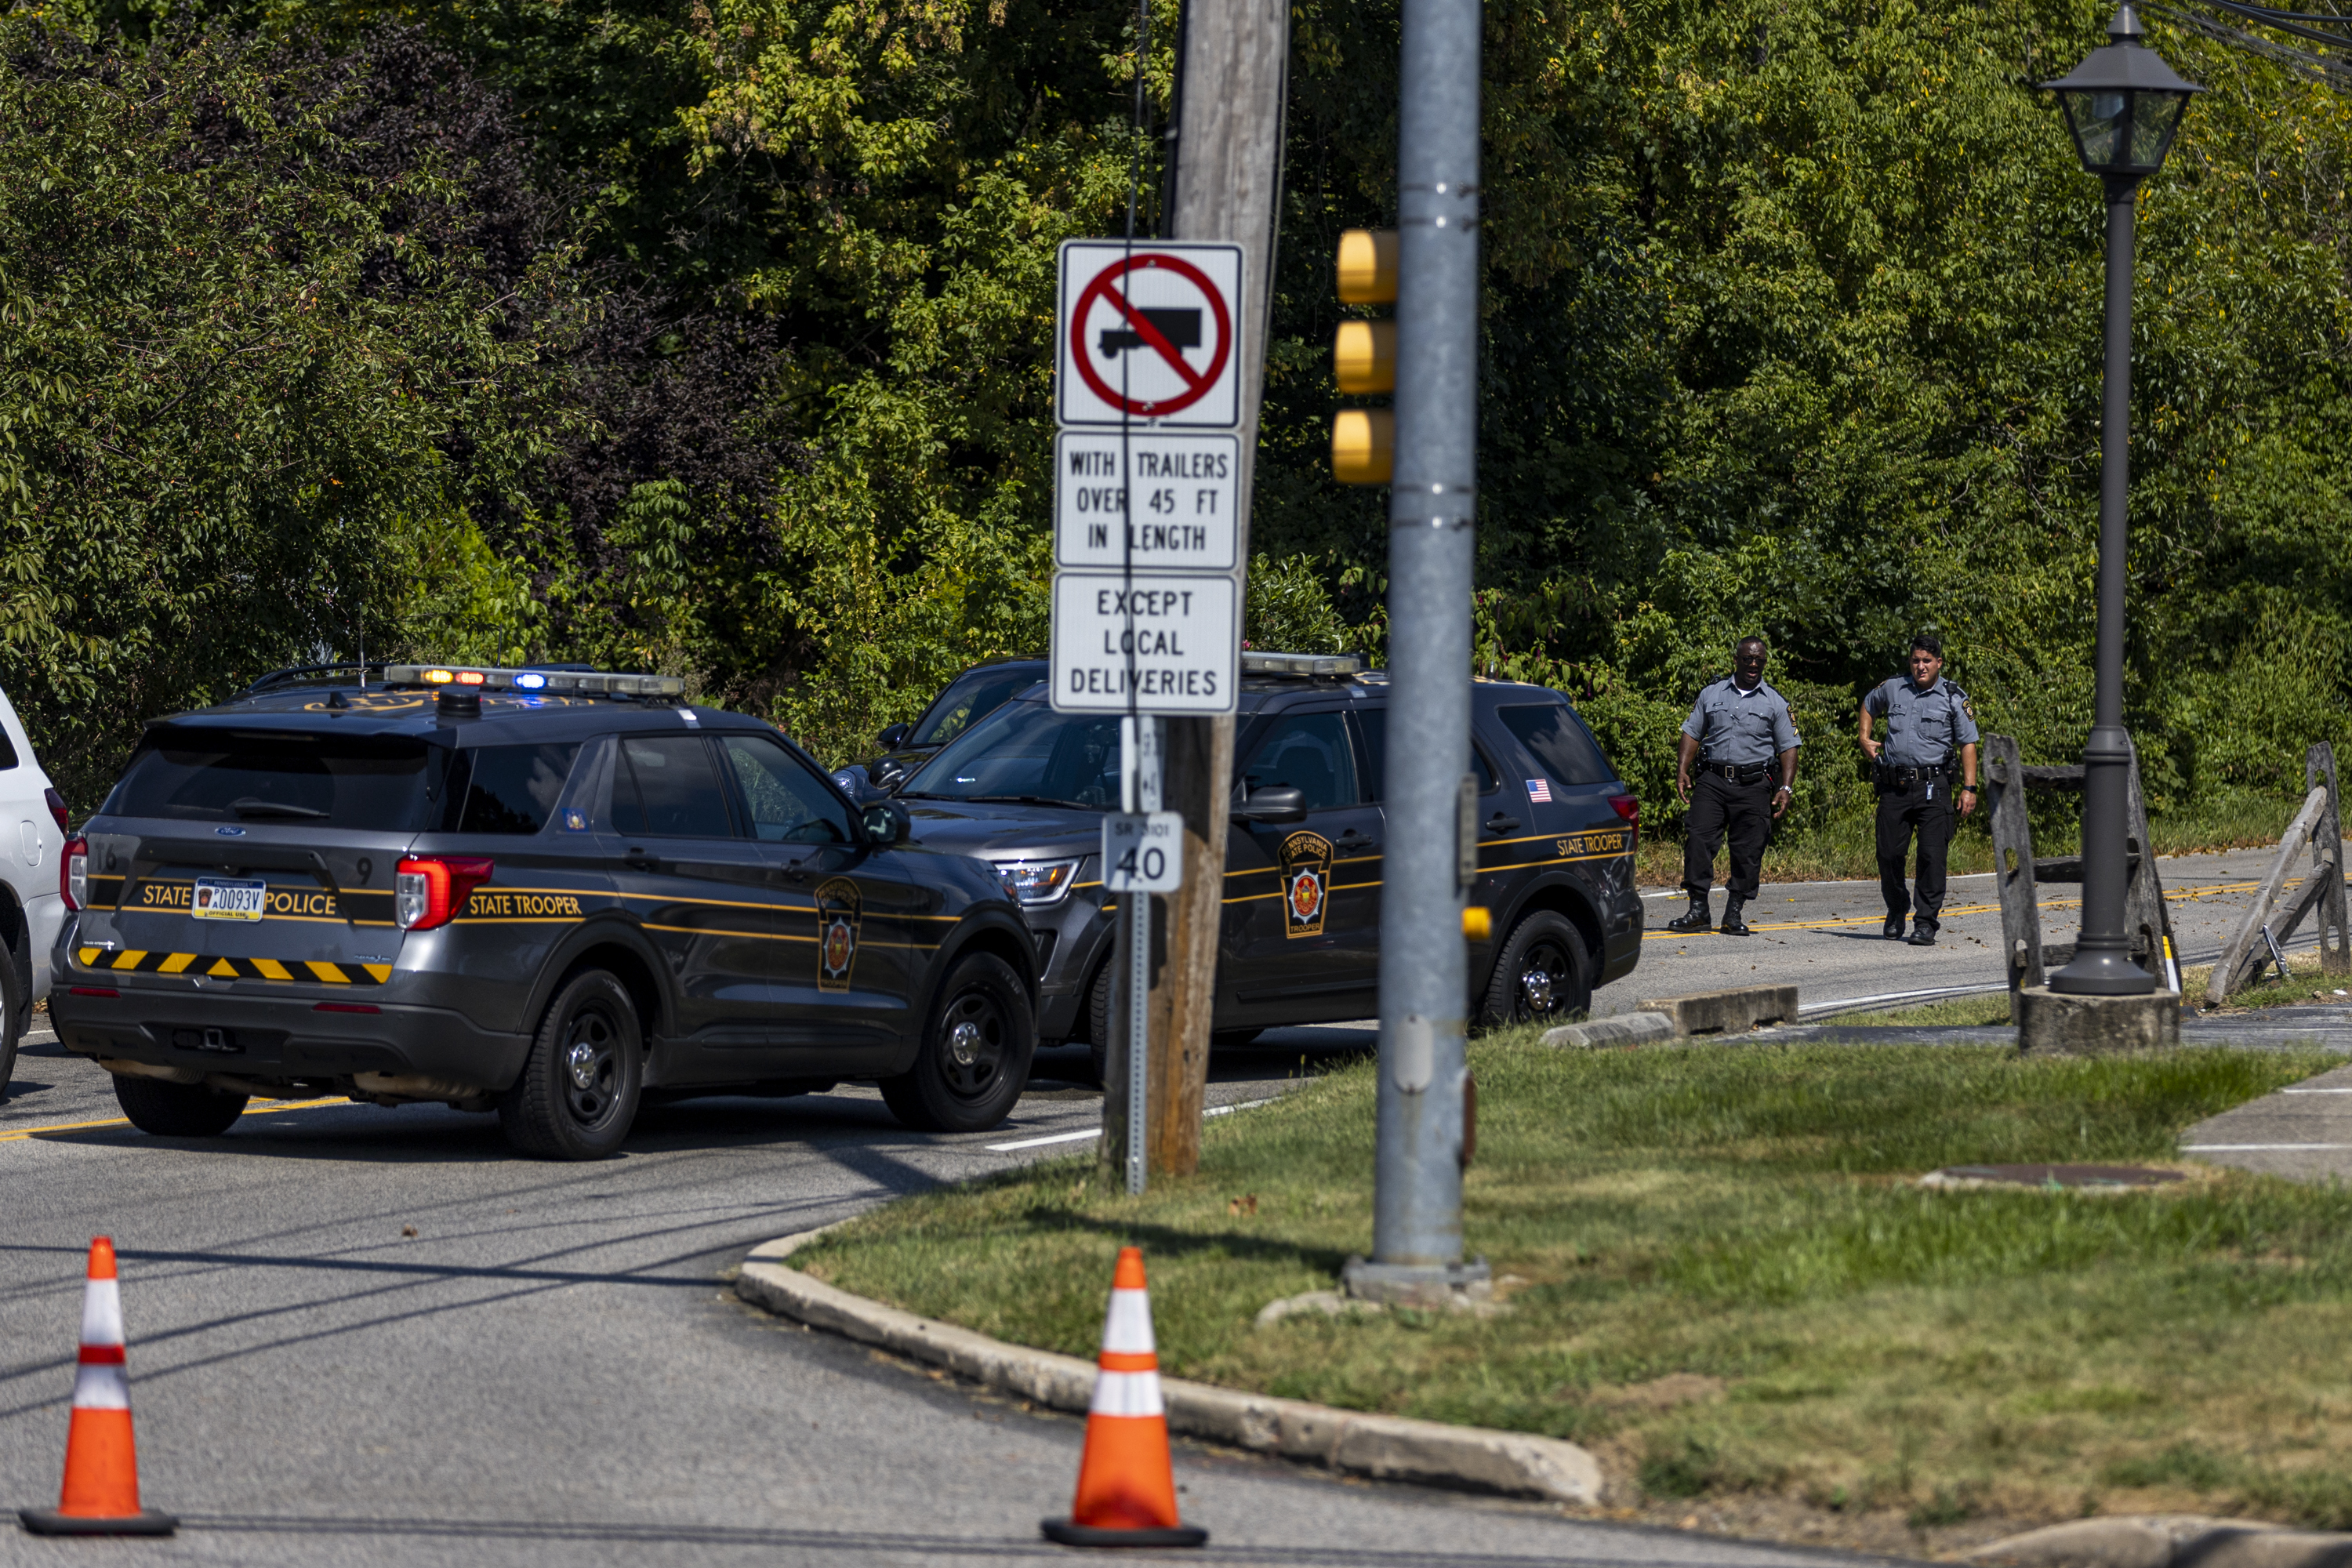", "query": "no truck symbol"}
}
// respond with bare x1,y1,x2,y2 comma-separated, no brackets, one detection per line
1056,241,1244,429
